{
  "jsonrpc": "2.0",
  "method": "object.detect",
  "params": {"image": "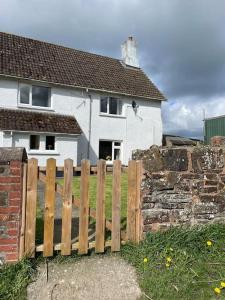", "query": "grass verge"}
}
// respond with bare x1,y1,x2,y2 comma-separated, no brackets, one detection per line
0,258,35,300
121,224,225,300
